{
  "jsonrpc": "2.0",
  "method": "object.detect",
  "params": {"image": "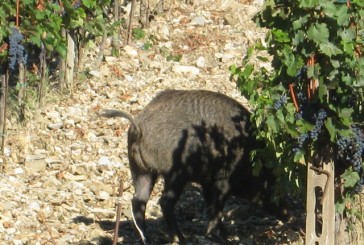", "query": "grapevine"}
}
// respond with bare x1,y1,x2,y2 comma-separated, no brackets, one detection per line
231,0,364,215
8,27,27,70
